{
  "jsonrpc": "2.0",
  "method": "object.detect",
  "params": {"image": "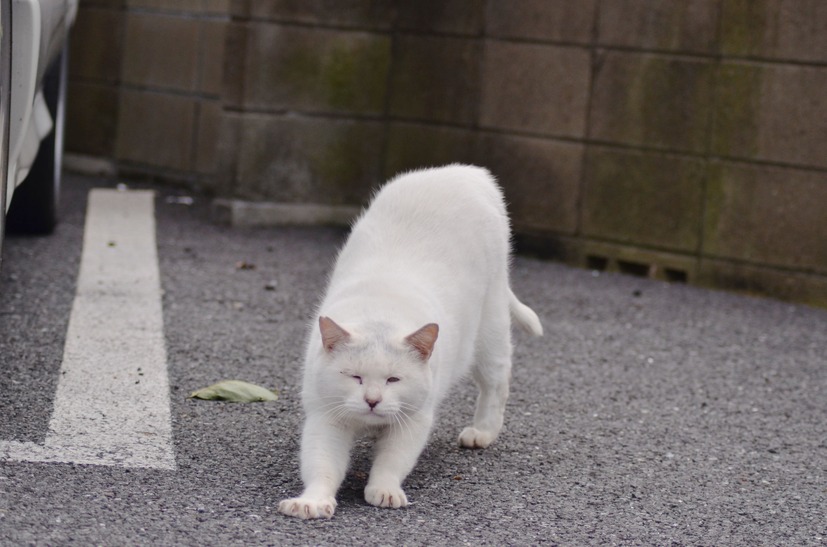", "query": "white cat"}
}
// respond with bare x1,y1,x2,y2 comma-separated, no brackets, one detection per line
278,164,543,519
